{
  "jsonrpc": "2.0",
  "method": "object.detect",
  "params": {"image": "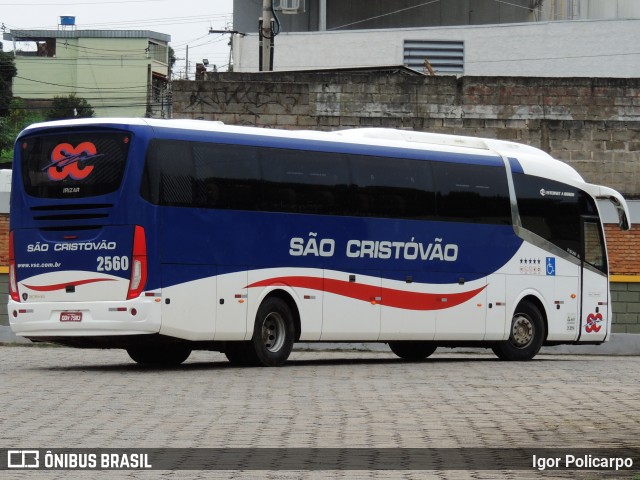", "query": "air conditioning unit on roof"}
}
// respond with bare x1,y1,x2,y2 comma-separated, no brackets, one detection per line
274,0,305,14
